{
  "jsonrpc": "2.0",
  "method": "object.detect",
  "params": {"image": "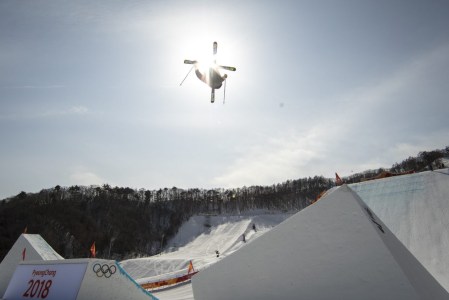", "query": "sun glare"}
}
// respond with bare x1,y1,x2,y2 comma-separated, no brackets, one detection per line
197,55,216,74
177,29,238,83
